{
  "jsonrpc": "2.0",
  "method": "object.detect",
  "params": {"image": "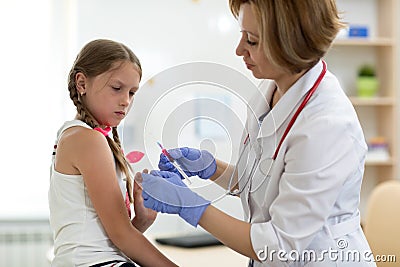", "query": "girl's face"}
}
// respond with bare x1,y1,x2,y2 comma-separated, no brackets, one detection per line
235,3,282,80
83,61,141,127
